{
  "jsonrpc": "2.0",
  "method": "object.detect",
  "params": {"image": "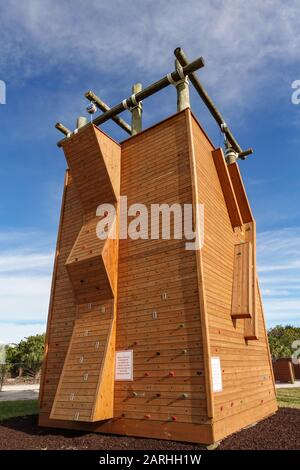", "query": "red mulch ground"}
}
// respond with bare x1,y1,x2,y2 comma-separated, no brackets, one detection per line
0,408,299,450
